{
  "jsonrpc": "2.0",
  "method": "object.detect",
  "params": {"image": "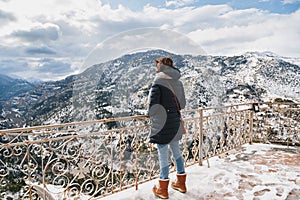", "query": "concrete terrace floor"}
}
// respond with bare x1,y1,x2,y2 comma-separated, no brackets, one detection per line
100,143,300,200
